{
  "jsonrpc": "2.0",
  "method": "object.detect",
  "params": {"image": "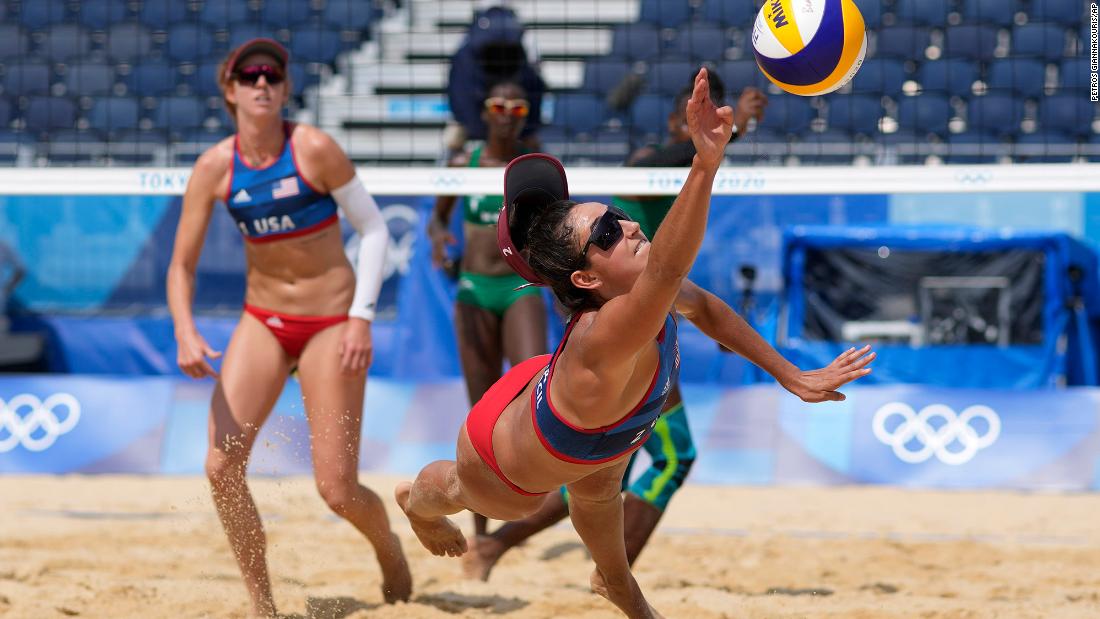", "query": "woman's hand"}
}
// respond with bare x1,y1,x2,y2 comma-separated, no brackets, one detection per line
781,345,876,403
428,218,457,269
339,317,374,375
686,68,735,169
176,330,222,379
